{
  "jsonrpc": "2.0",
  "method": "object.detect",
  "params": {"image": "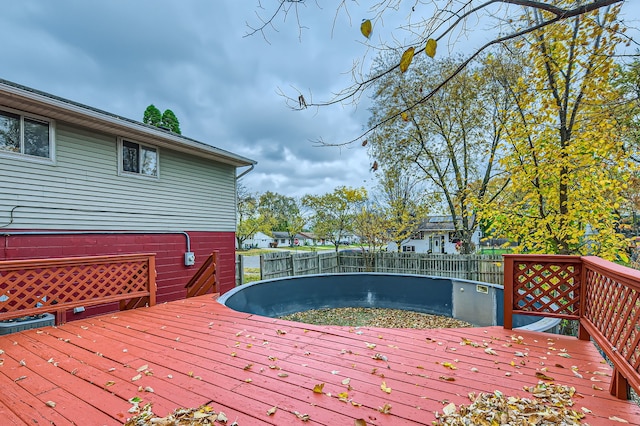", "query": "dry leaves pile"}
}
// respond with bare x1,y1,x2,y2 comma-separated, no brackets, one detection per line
279,307,473,329
433,382,586,425
124,403,235,426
